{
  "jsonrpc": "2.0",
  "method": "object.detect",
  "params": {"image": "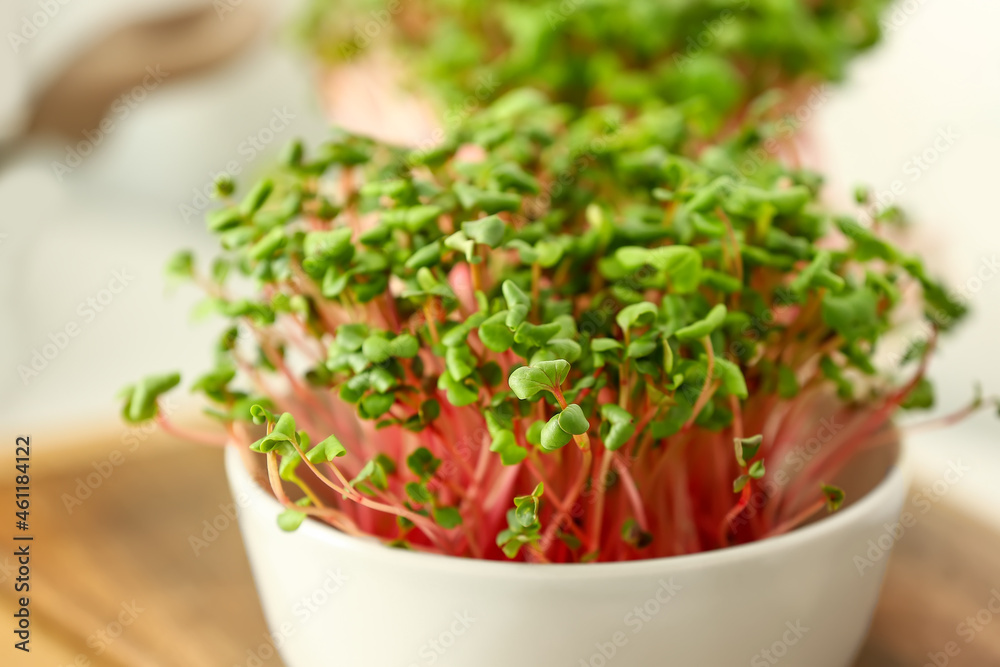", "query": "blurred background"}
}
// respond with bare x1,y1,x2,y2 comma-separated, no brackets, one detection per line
0,0,998,665
1,0,997,522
